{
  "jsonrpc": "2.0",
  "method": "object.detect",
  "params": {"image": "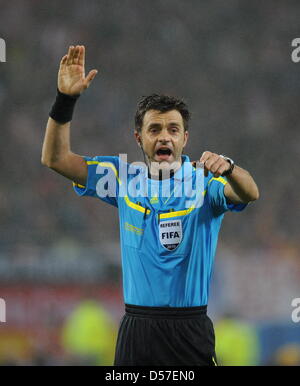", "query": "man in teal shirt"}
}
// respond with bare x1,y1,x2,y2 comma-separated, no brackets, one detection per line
42,45,259,365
